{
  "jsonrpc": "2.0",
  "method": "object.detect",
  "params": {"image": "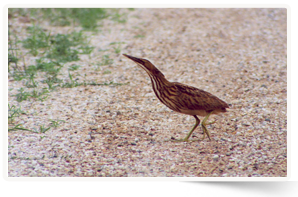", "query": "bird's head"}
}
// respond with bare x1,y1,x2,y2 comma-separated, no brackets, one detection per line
123,54,165,78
